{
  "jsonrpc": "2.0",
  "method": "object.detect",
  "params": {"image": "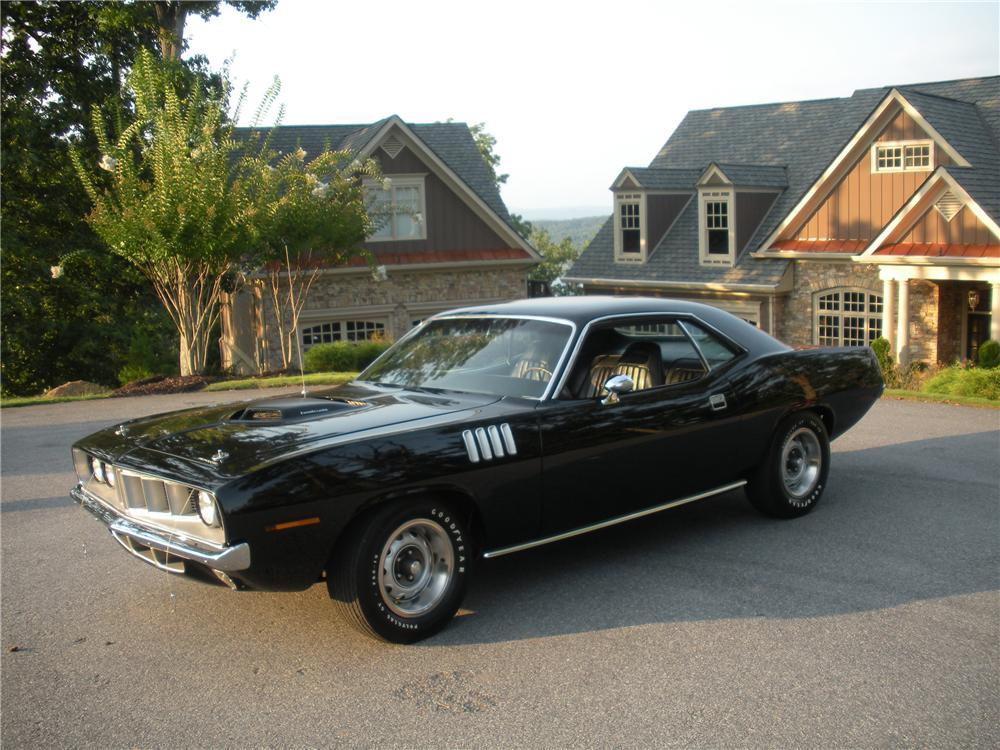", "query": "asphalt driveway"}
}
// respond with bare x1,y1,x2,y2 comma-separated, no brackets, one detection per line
1,391,998,748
